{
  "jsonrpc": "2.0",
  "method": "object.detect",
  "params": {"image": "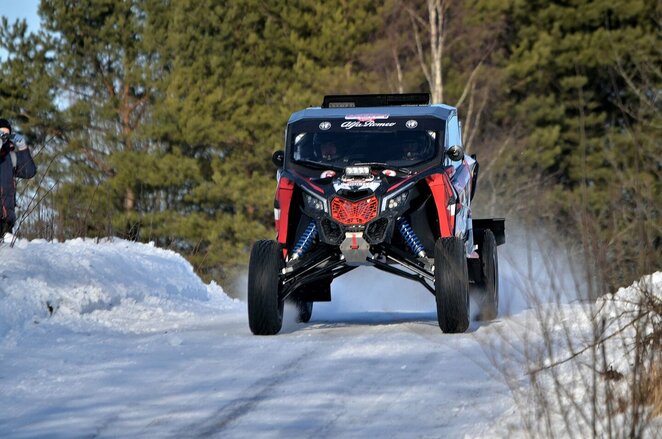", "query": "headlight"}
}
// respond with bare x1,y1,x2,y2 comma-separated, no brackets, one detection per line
382,190,409,211
303,192,326,212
